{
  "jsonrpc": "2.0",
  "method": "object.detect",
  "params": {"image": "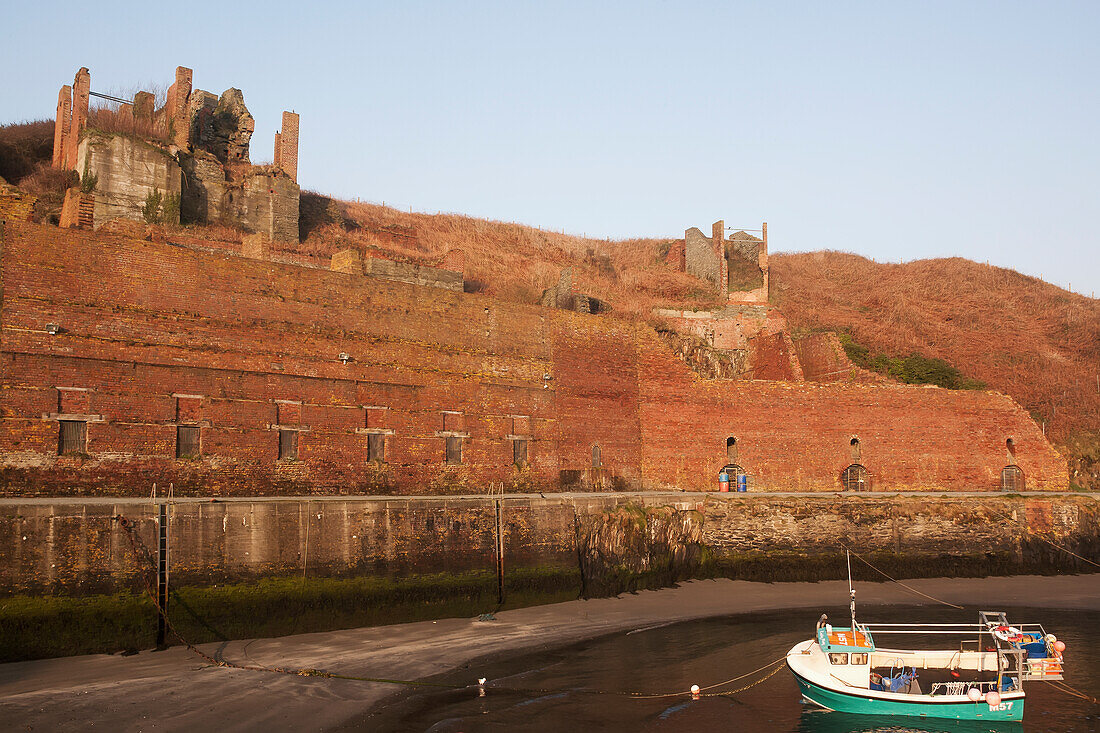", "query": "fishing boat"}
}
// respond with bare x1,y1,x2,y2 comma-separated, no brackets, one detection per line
785,556,1067,722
